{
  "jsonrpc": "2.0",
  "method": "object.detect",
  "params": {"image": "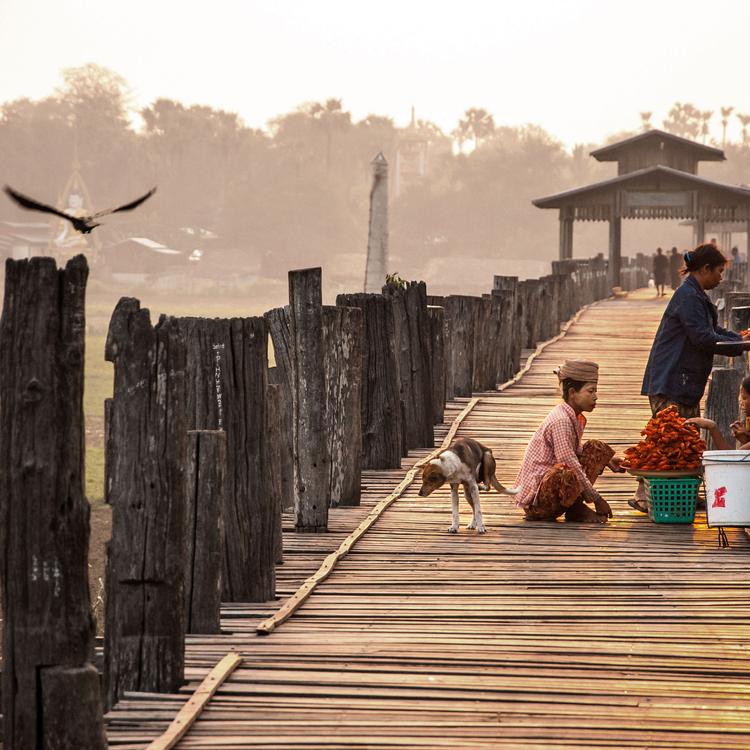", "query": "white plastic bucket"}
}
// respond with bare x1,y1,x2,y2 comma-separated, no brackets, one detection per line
702,450,750,527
